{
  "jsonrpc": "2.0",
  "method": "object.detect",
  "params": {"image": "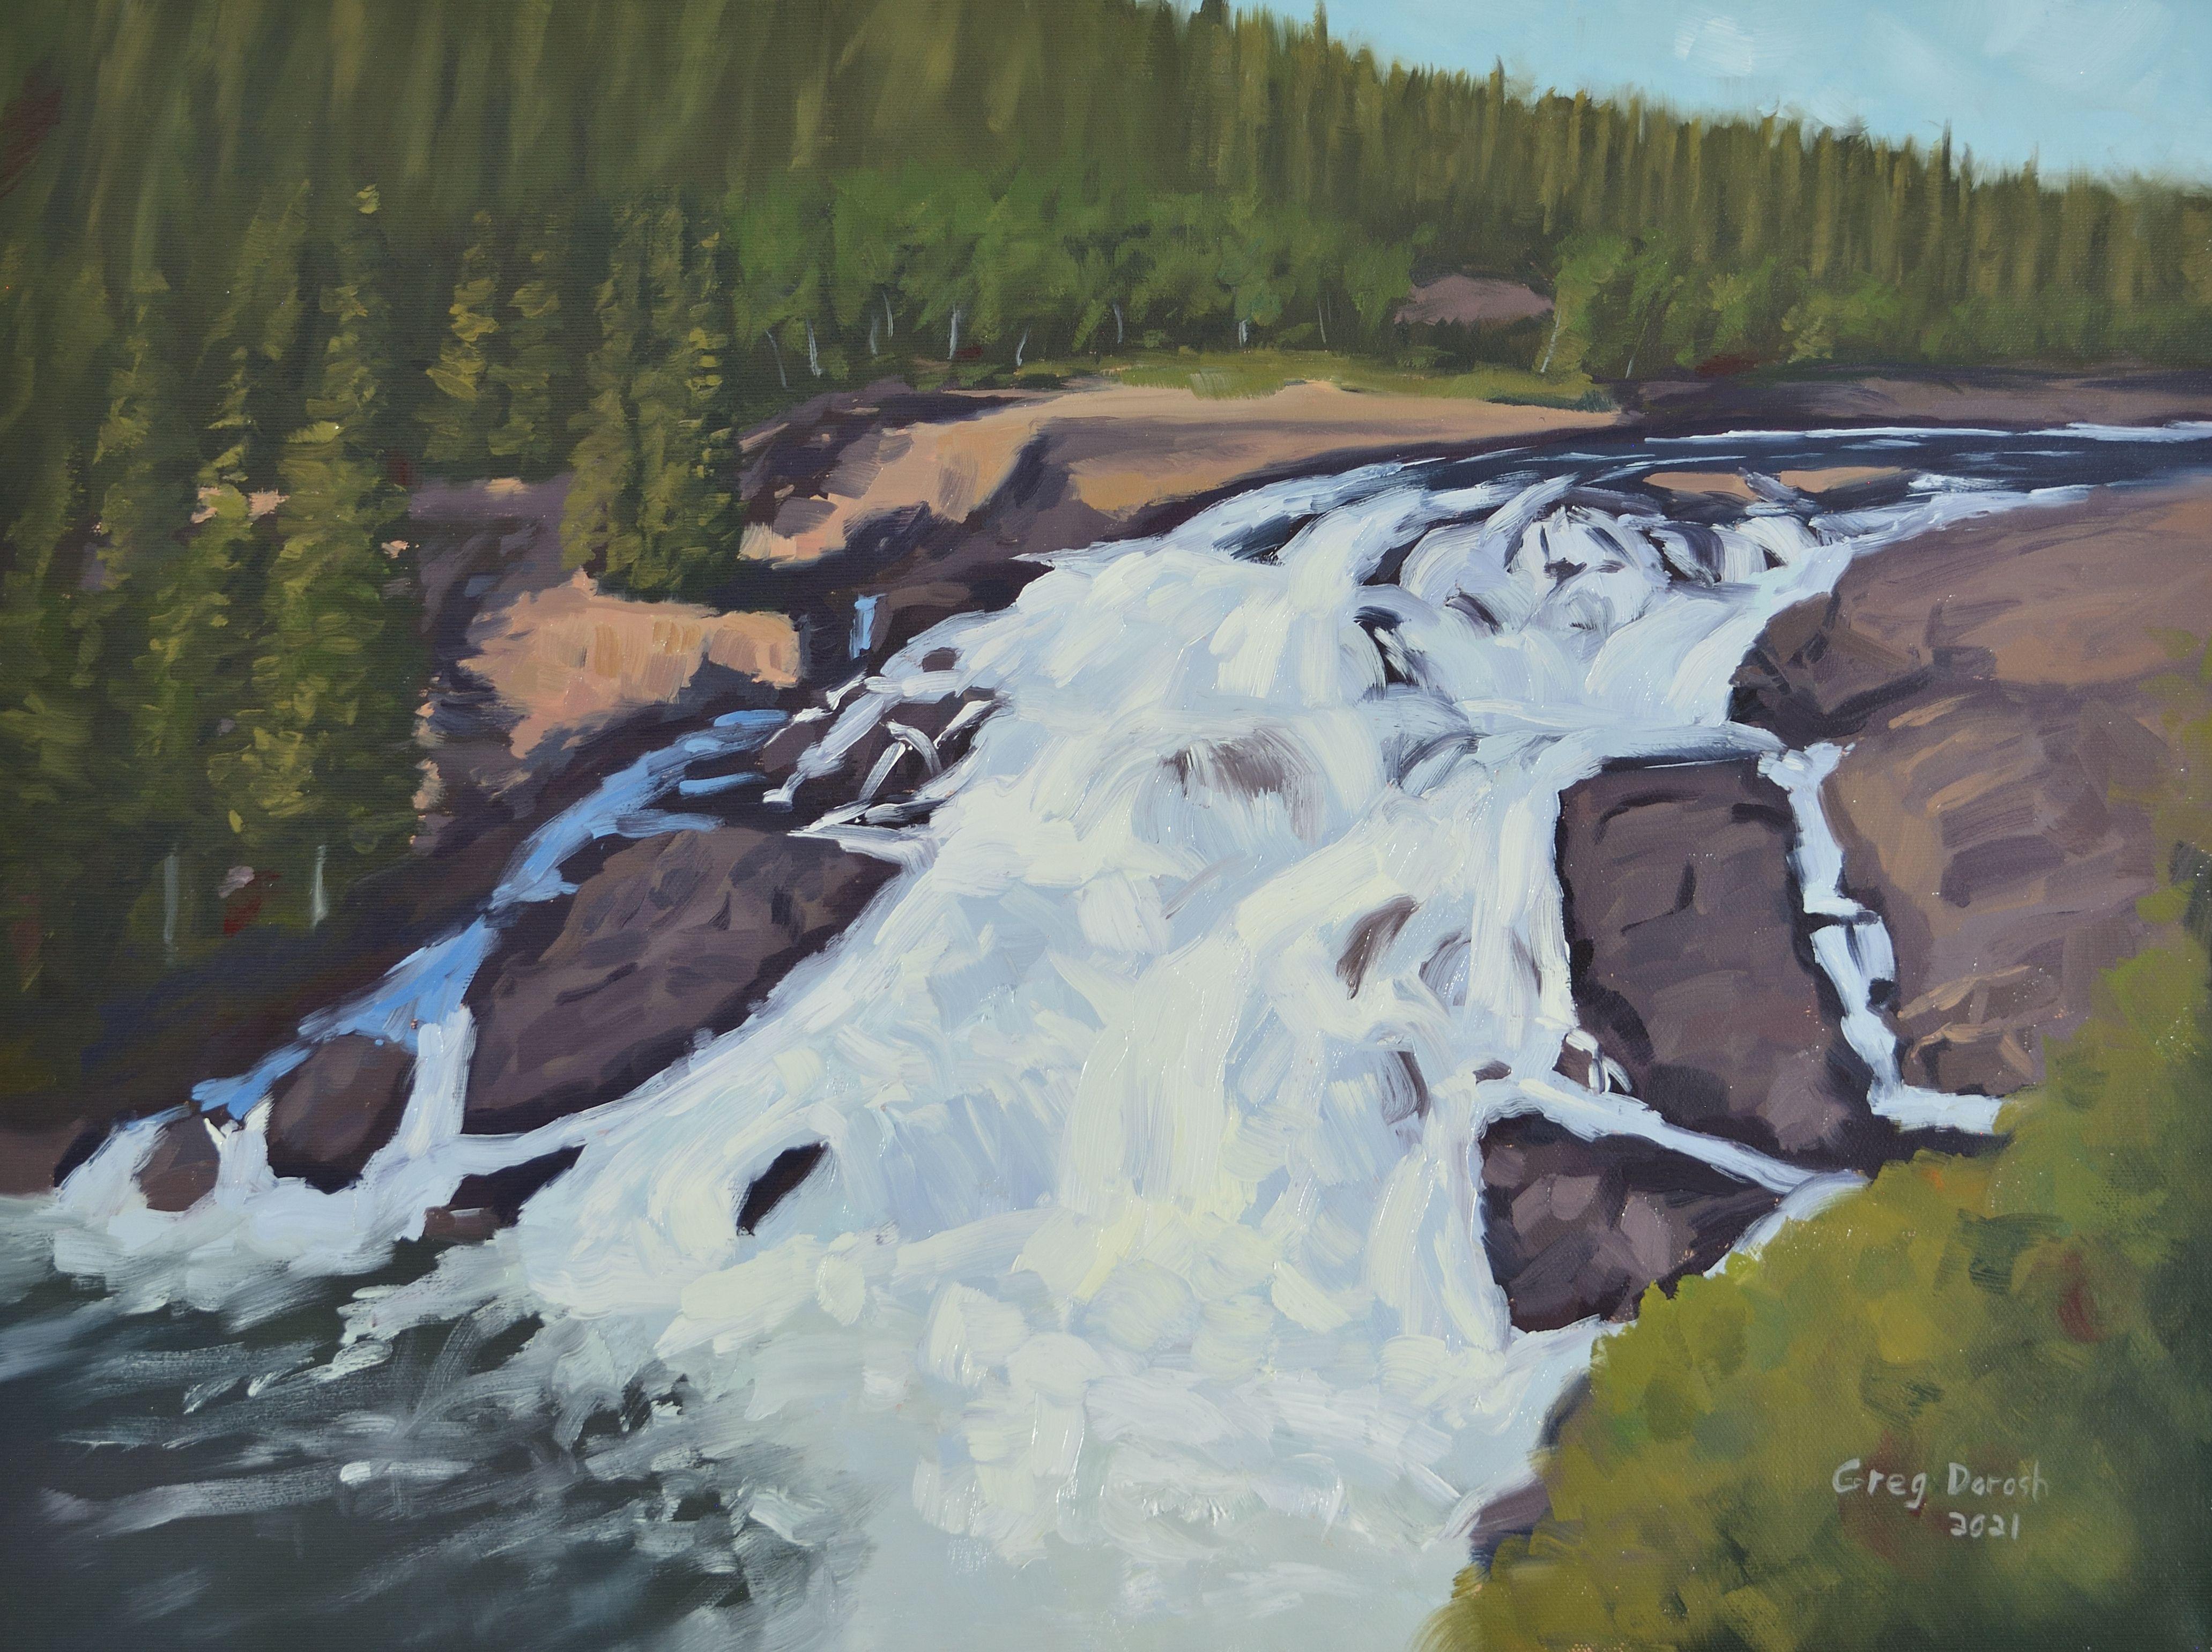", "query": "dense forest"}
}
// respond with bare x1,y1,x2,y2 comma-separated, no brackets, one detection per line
4,0,2211,1100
